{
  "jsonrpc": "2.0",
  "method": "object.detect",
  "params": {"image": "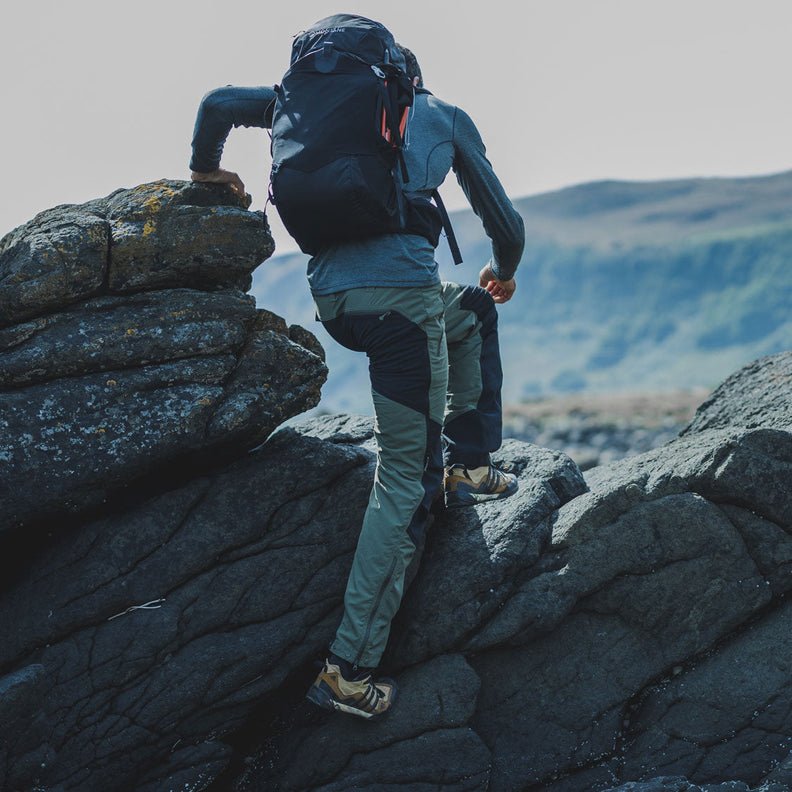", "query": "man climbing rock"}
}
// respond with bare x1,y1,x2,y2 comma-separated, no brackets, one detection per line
190,14,524,720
